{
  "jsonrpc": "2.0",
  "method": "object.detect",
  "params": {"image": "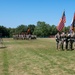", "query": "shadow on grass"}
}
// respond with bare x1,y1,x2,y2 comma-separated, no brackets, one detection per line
0,46,7,49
